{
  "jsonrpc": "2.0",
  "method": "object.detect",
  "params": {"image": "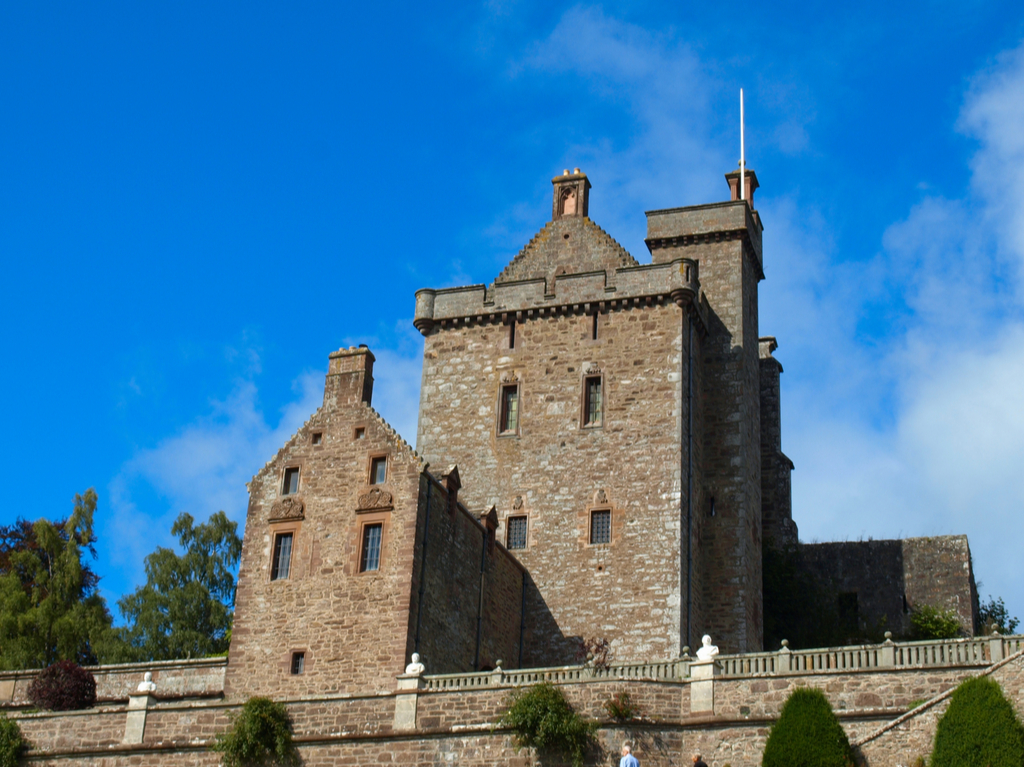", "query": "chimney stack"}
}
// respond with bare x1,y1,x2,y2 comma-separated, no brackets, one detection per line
551,168,591,220
325,345,375,408
725,168,759,209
